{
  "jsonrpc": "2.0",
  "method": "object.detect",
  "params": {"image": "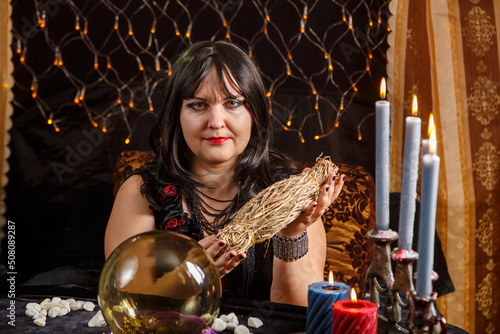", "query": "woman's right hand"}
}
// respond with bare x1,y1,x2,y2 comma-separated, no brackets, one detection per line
198,235,246,277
